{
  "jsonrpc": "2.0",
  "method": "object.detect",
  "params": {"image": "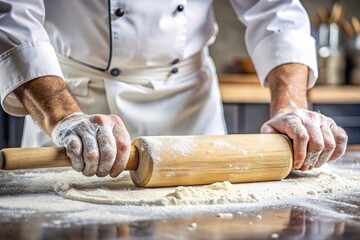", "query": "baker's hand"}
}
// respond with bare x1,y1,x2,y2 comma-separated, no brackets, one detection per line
260,109,347,171
52,113,131,177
